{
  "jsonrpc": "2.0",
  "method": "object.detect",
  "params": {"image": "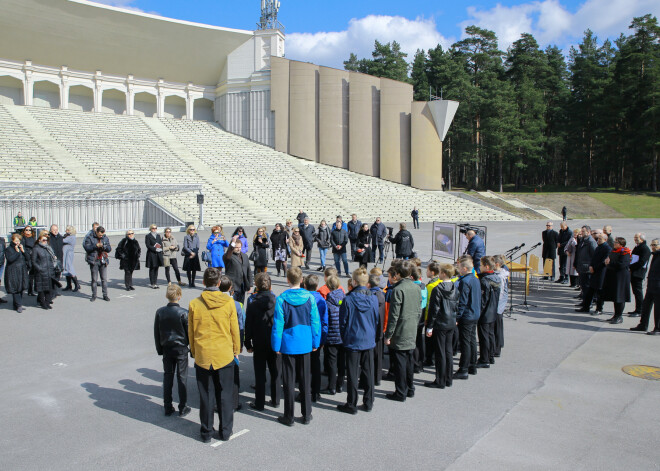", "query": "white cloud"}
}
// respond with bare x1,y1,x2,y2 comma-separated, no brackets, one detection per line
79,0,148,13
460,0,660,52
286,15,454,70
